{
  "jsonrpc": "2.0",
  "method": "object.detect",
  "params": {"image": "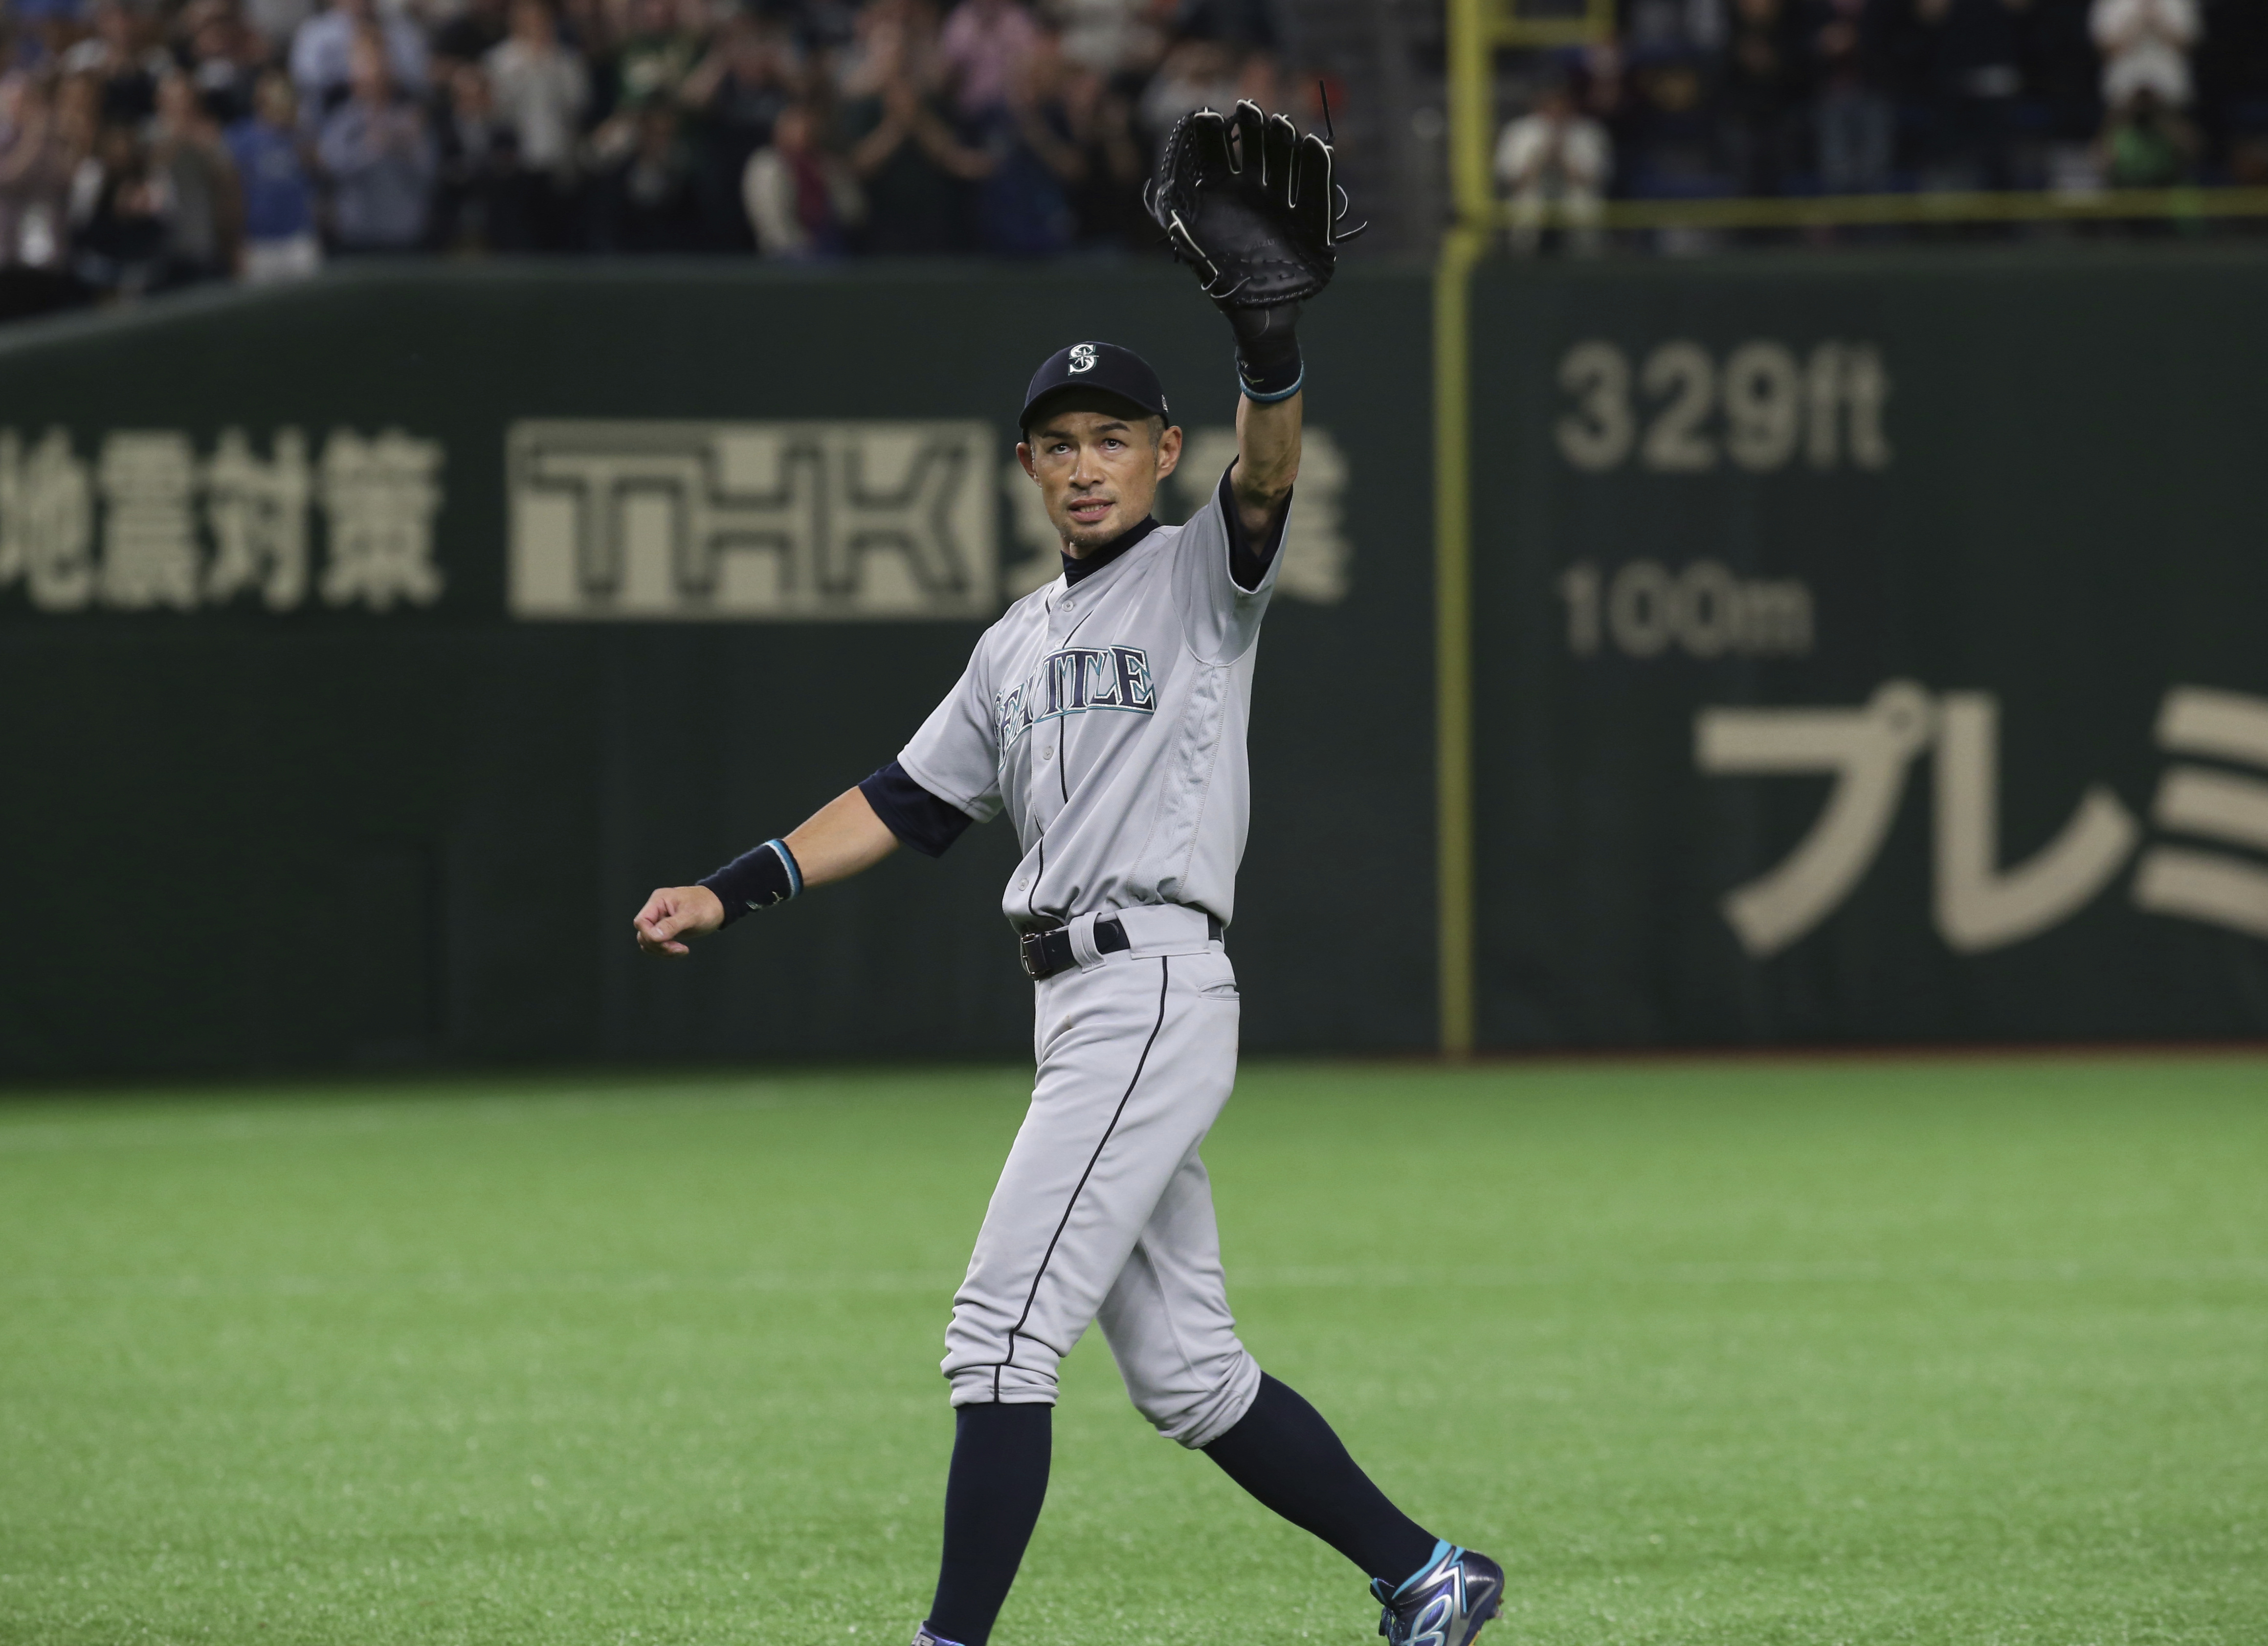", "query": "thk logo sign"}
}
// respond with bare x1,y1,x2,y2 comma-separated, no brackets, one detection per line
507,420,996,620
